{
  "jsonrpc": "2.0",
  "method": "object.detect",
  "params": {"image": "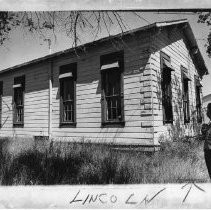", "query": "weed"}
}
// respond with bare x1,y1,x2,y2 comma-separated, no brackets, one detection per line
0,136,209,185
